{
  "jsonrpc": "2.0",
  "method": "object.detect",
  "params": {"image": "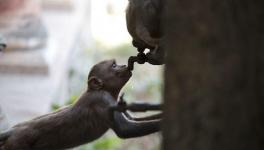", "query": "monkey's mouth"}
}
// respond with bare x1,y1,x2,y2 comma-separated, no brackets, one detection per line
116,67,132,78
